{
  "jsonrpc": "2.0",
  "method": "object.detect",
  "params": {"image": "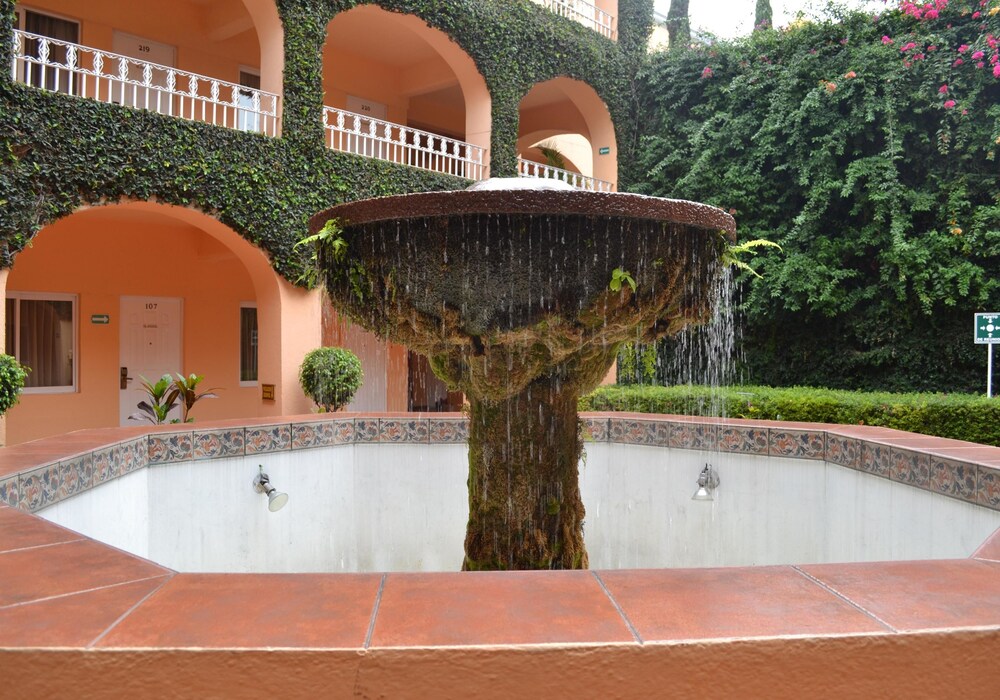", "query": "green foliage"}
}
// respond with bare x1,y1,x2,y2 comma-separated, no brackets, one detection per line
582,384,1000,446
0,353,27,416
665,0,690,47
755,0,773,30
609,267,637,292
636,4,1000,392
172,373,218,423
129,374,180,425
721,237,782,278
299,346,364,412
